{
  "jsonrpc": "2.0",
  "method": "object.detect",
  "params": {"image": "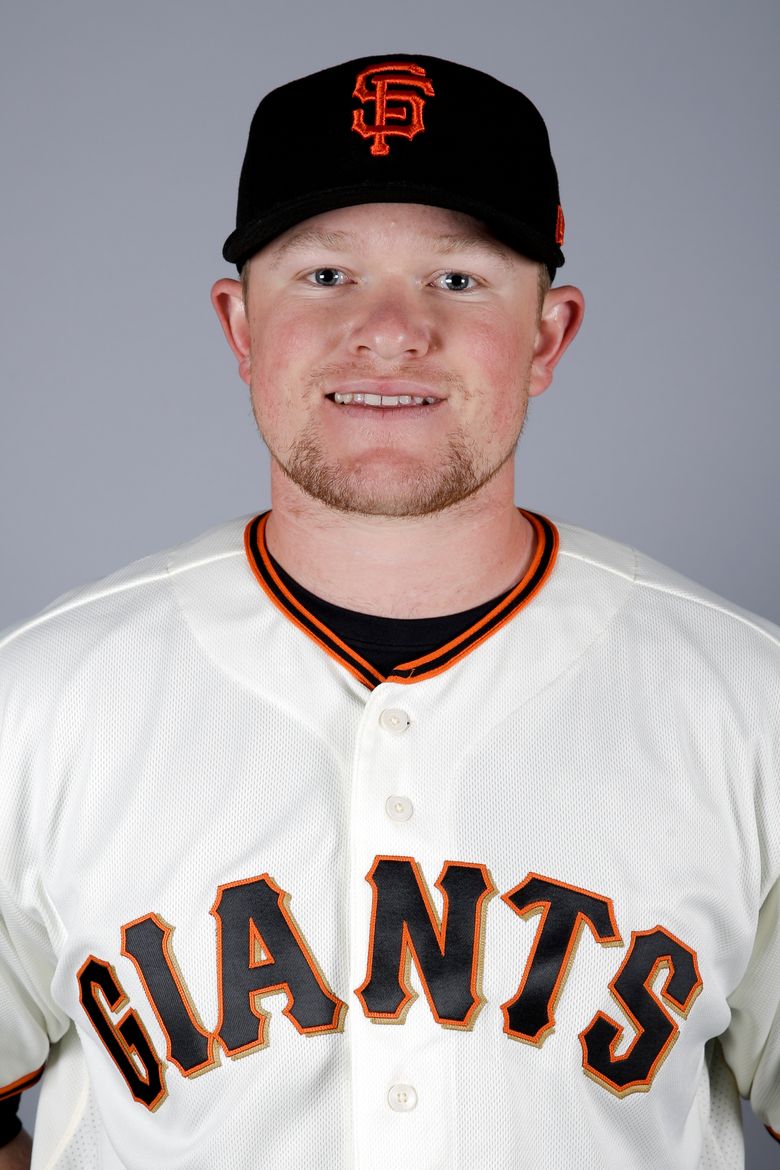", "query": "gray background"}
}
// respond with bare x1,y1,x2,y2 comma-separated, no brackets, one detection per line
1,0,778,1163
